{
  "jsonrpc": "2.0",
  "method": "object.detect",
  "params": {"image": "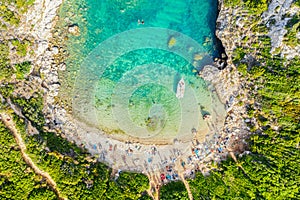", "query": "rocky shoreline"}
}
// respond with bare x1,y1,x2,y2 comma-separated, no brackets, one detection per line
1,1,298,199
23,0,253,182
